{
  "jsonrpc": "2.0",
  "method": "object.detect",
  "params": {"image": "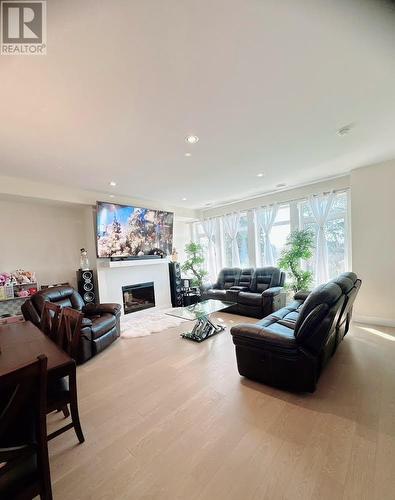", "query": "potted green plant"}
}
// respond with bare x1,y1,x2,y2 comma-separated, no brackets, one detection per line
181,242,208,288
278,229,314,293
